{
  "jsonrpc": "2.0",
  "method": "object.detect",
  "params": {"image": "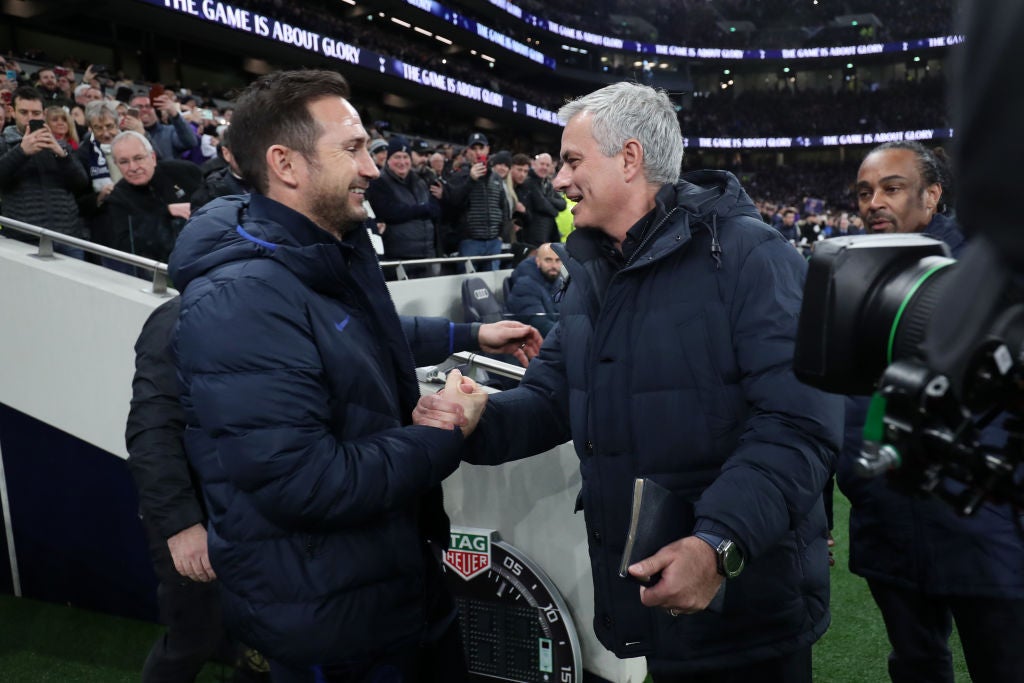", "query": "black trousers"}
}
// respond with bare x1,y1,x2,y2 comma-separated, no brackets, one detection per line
268,617,467,683
141,521,239,683
649,646,811,683
868,580,1024,683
